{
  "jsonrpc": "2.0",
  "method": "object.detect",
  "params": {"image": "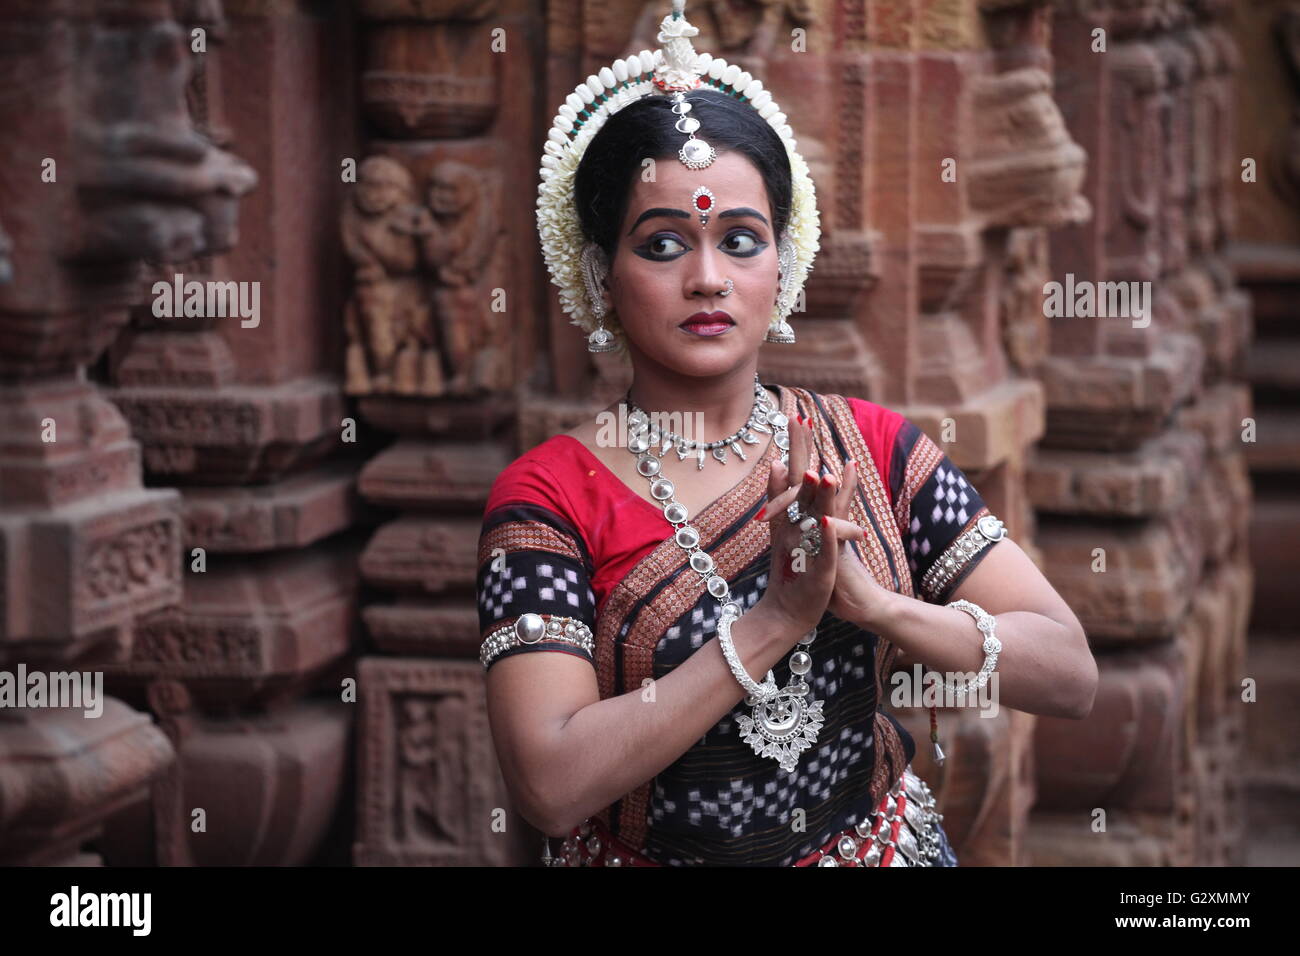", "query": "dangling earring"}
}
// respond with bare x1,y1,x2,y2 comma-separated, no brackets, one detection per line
765,232,797,344
580,241,617,353
765,319,796,344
